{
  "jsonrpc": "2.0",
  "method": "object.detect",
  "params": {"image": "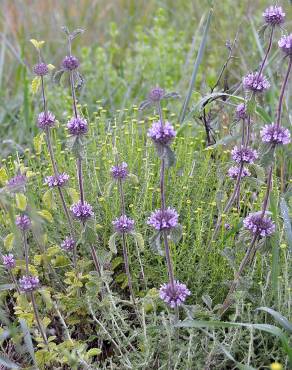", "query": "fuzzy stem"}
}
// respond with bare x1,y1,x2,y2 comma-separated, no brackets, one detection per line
77,157,85,205
258,26,274,77
23,231,29,275
261,164,273,217
118,179,136,304
30,292,48,345
40,76,47,114
275,57,292,128
90,245,101,276
158,101,175,289
9,271,20,294
220,233,258,316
